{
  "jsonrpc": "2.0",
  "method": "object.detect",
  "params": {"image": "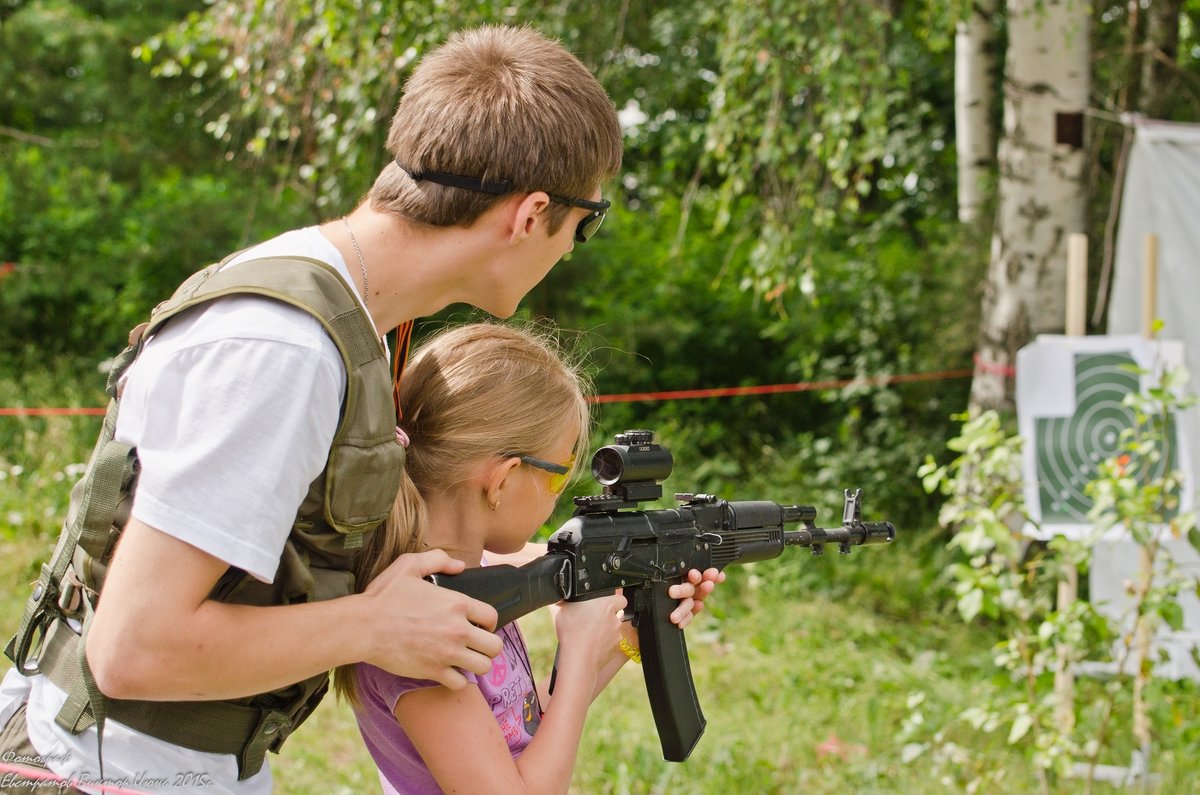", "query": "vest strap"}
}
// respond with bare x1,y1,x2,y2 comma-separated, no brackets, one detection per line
4,563,57,674
4,392,126,675
76,440,136,561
